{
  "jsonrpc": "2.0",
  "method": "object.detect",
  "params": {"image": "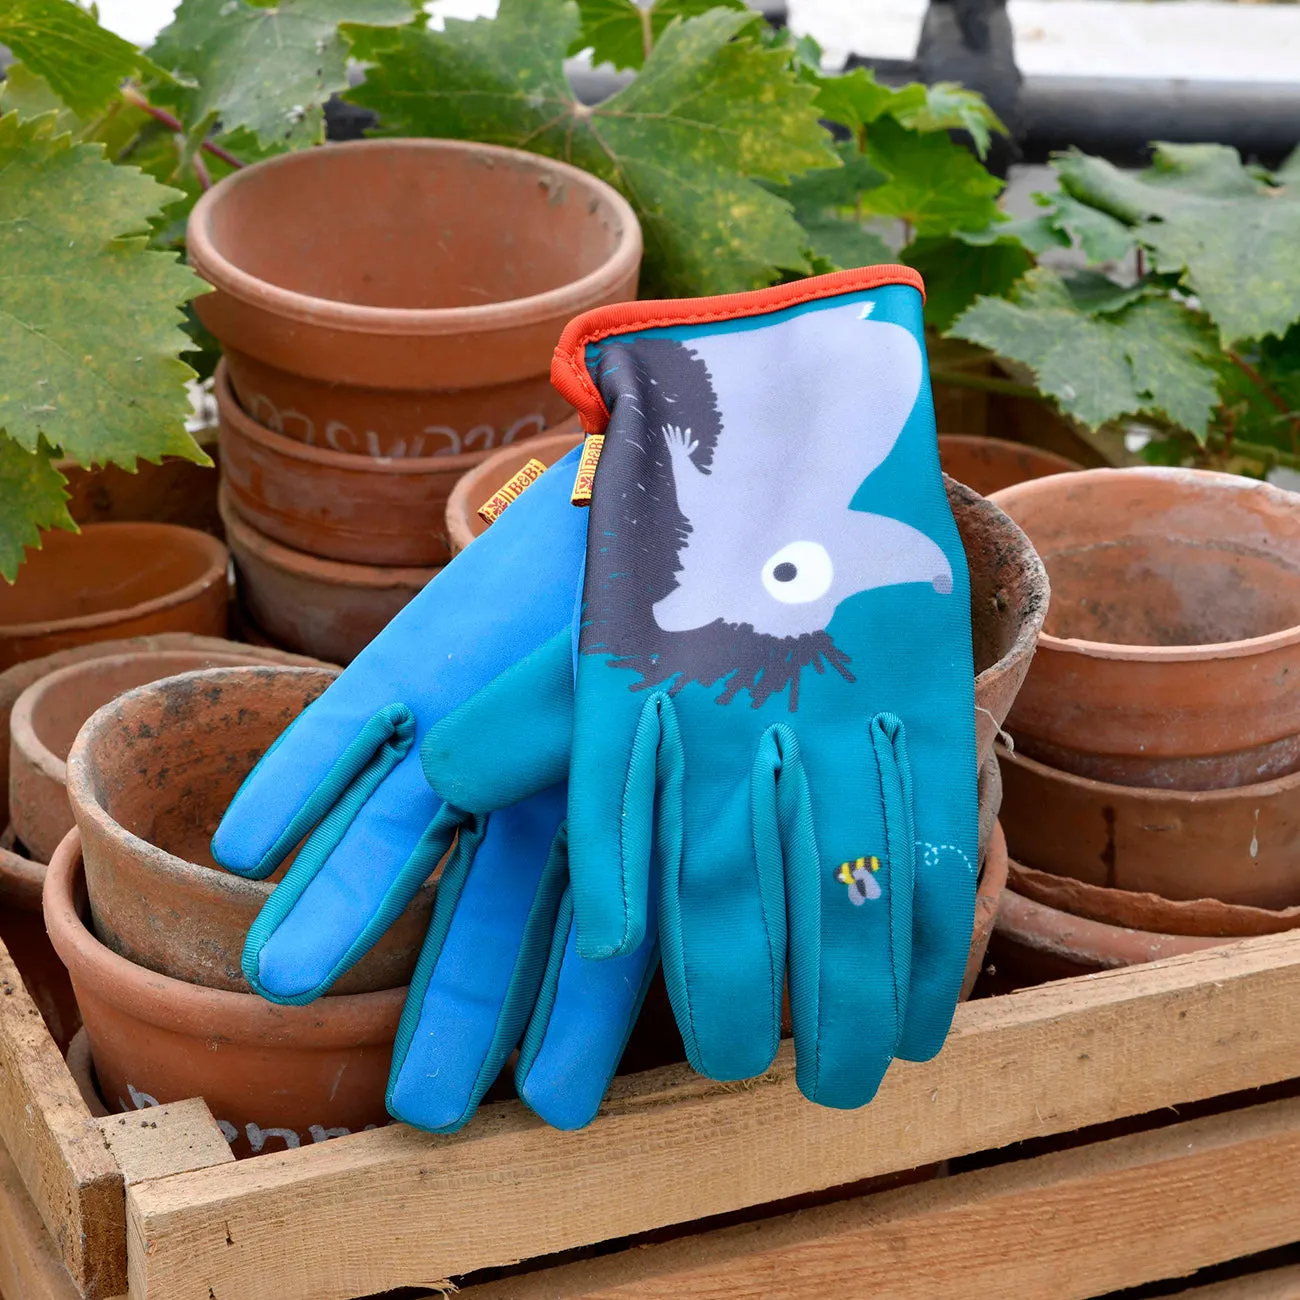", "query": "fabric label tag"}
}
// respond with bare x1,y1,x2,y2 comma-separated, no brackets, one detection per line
571,434,605,507
477,458,548,527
